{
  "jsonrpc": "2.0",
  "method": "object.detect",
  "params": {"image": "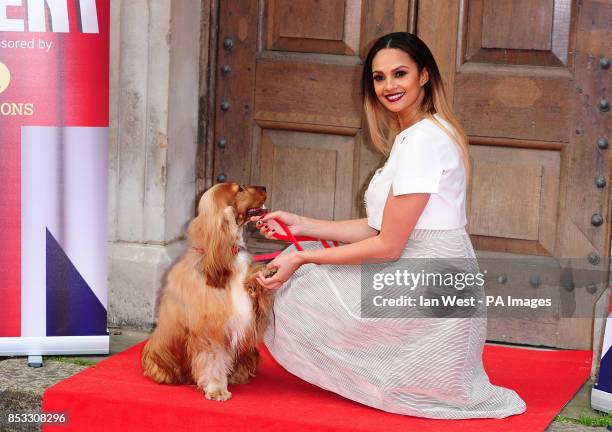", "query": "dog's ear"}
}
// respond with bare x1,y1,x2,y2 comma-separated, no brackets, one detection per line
187,204,237,288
